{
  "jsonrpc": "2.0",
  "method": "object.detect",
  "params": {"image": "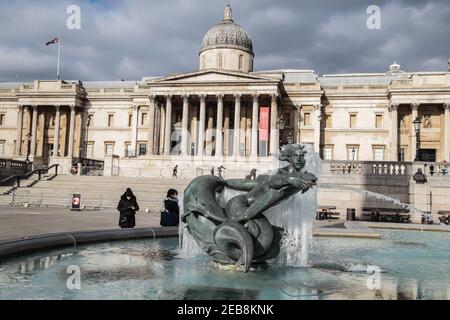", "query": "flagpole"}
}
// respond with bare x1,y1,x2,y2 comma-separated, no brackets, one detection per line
57,36,61,80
